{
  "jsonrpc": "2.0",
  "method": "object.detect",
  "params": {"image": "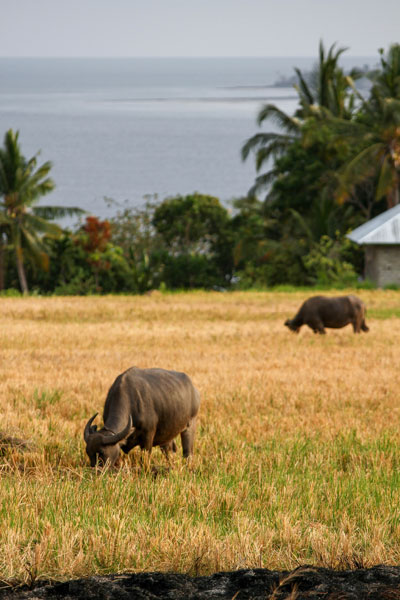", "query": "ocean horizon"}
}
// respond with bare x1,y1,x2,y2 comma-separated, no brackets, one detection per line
0,56,375,224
